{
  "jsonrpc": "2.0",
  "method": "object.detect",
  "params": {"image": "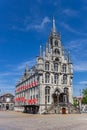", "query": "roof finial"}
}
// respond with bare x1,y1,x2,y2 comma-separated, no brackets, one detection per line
68,50,71,63
40,45,42,57
52,17,56,32
25,64,28,71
